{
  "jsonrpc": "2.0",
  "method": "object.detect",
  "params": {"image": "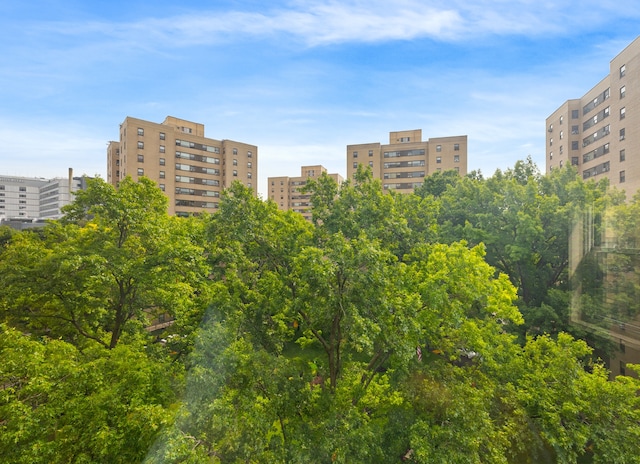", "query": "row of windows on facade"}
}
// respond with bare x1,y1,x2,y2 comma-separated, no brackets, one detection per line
131,167,252,179
551,146,626,167
549,126,626,162
0,186,27,191
579,162,626,184
158,182,252,194
352,154,459,169
550,106,627,146
133,133,254,157
134,140,253,157
134,153,253,169
352,144,460,158
136,127,195,138
549,84,626,133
